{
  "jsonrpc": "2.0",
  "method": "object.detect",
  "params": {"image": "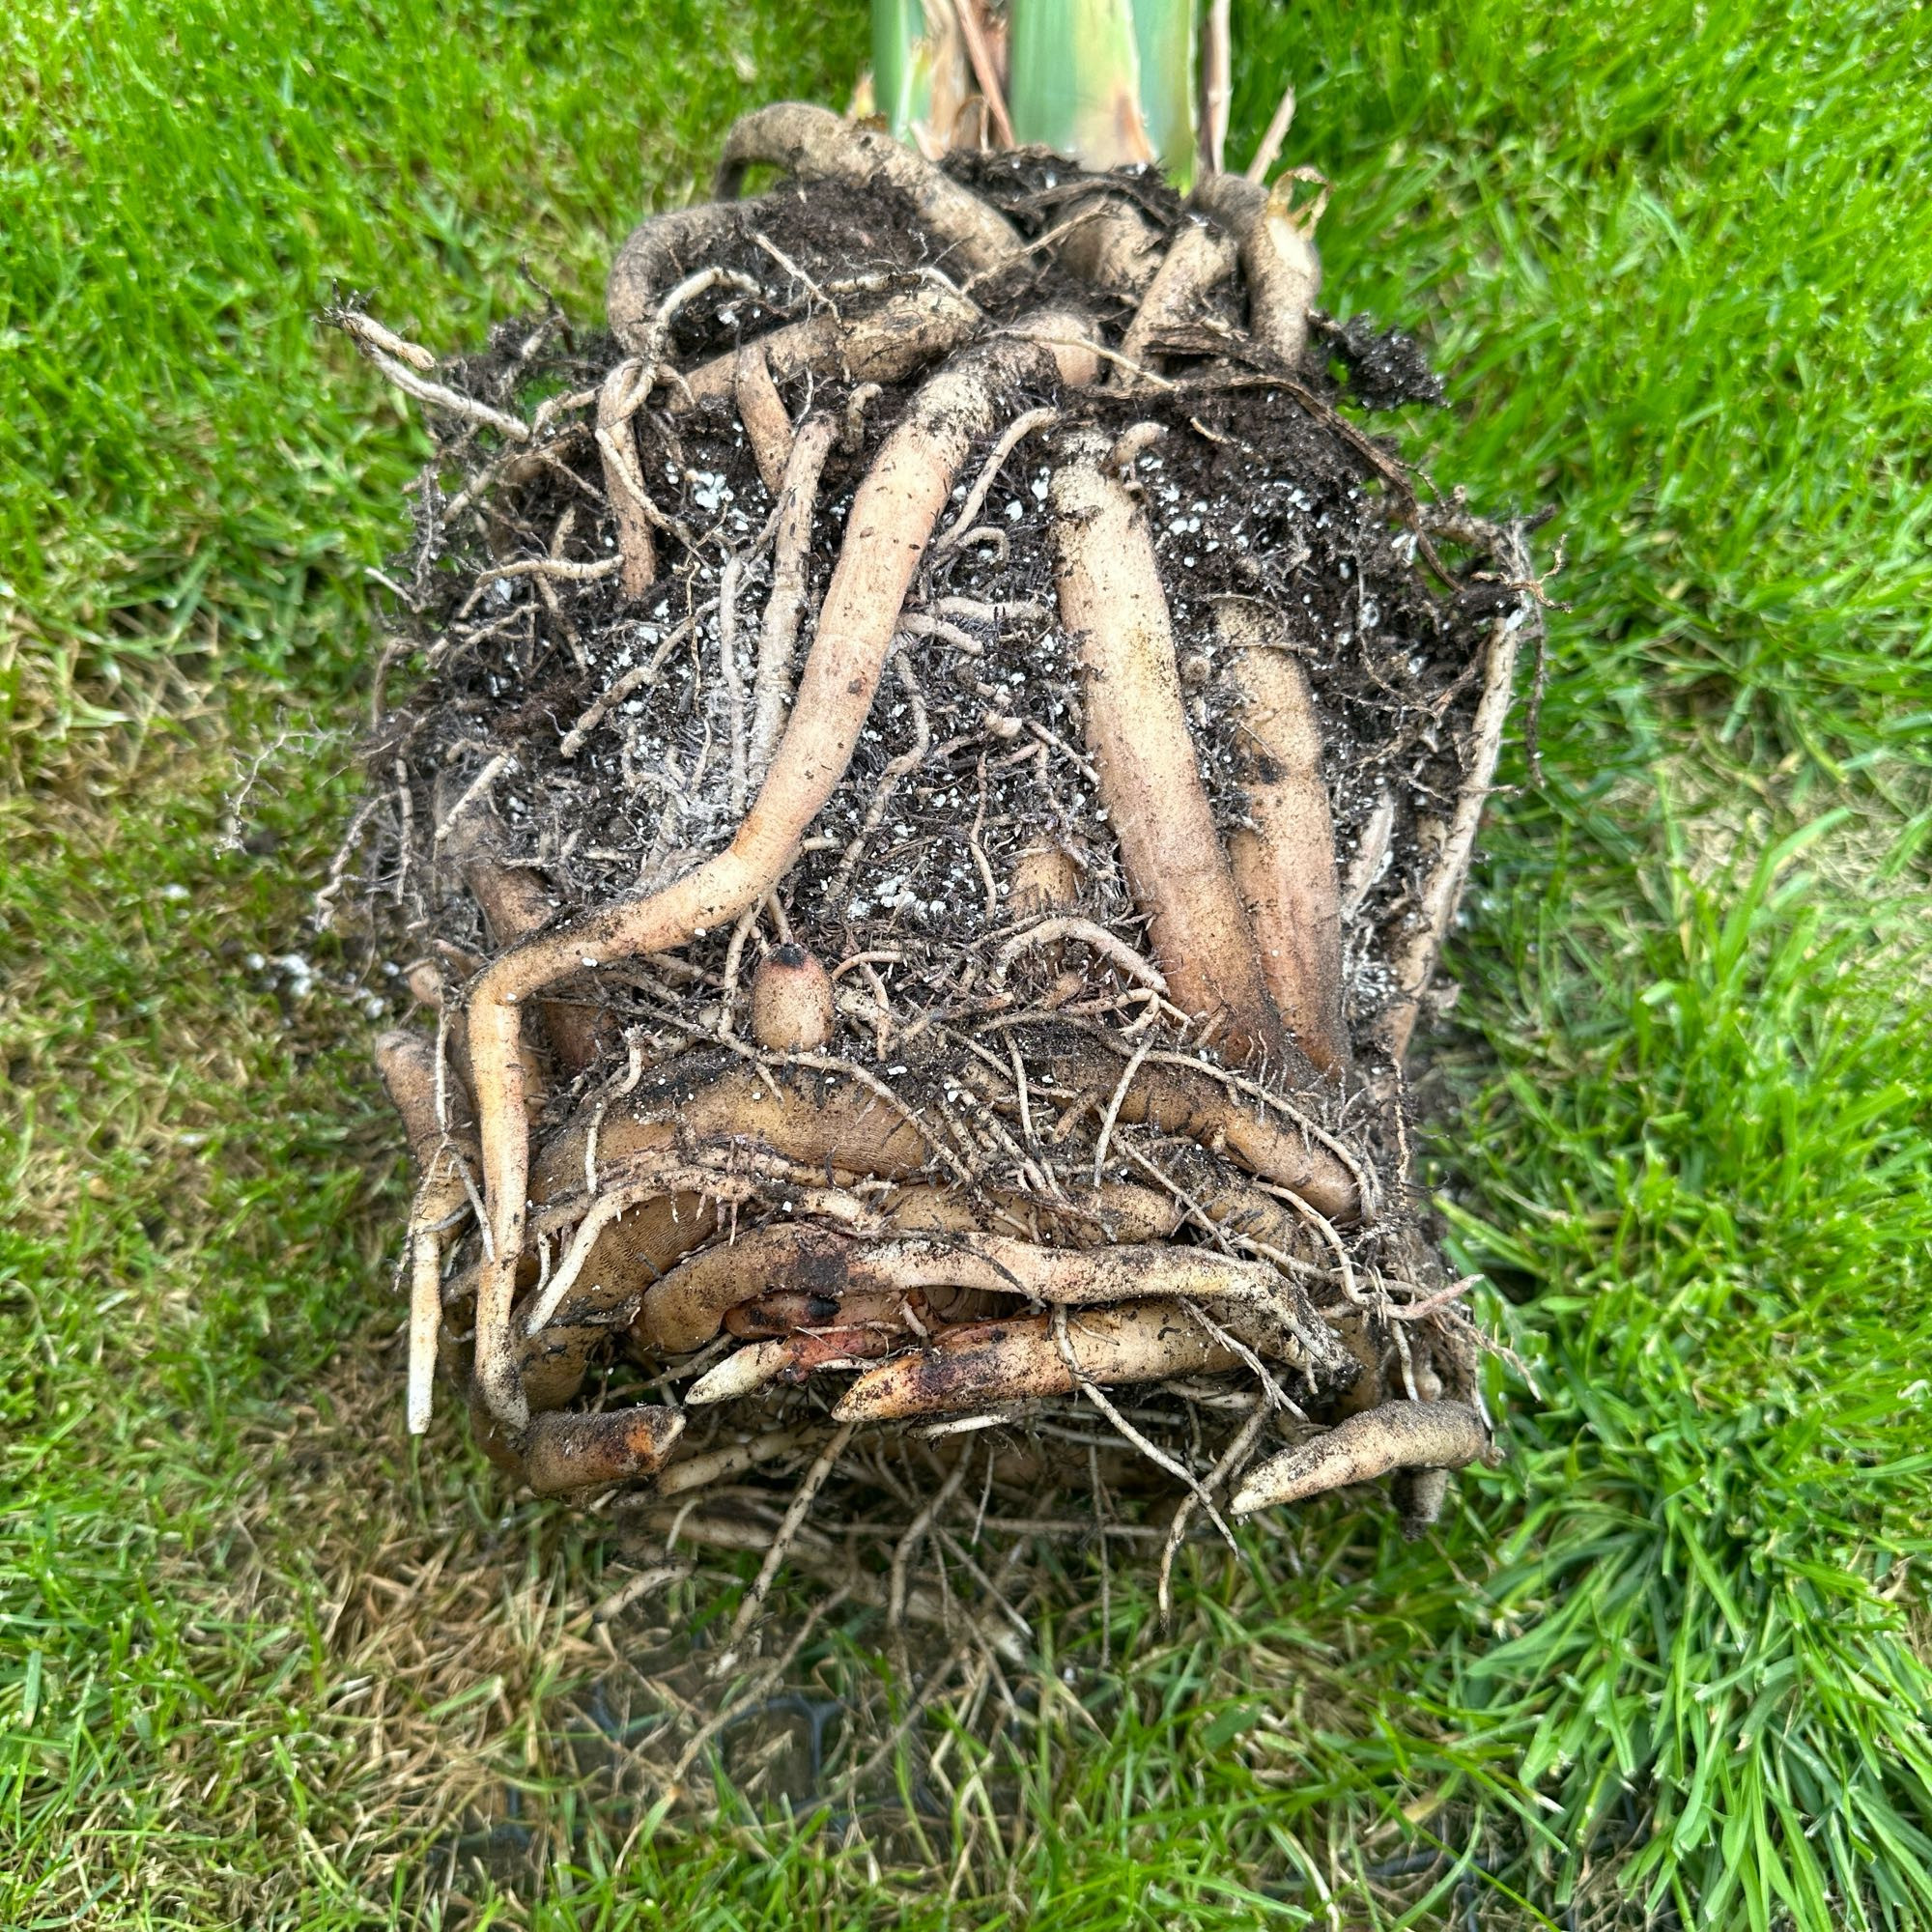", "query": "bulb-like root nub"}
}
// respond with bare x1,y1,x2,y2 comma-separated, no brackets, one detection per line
834,1301,1239,1423
1231,1400,1490,1515
1216,600,1350,1077
1051,428,1291,1074
749,943,835,1051
464,310,1087,1427
1192,172,1321,371
715,101,1022,276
